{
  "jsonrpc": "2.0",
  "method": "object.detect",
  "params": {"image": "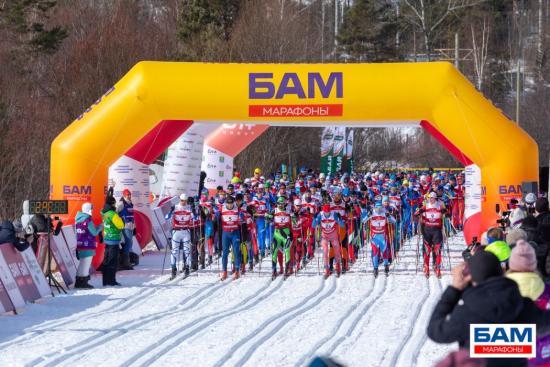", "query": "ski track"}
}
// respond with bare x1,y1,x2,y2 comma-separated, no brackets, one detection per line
121,276,286,367
32,278,229,367
293,274,386,367
214,276,335,367
0,234,466,367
